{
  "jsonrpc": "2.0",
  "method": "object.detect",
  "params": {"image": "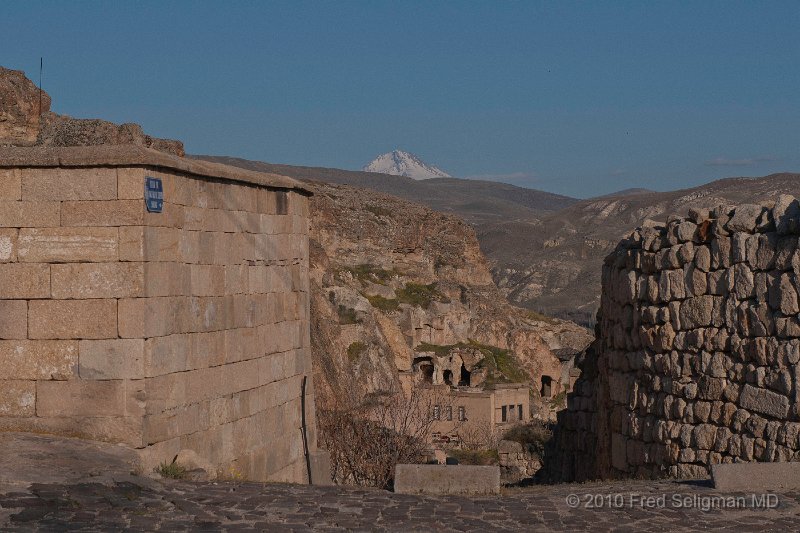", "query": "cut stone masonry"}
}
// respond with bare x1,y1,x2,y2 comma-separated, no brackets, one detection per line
0,145,319,483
